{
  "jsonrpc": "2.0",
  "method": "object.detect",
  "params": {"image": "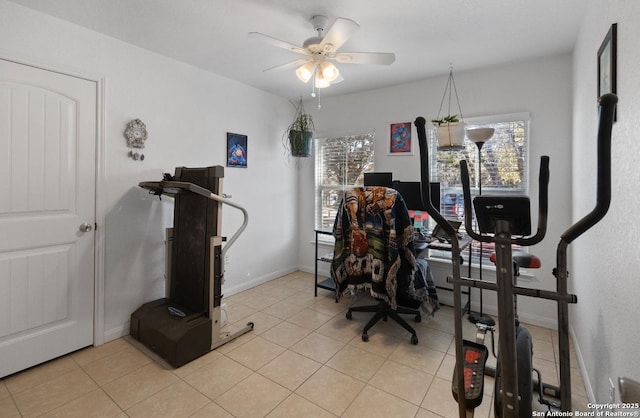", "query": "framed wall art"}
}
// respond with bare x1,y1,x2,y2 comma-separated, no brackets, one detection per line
597,23,617,99
227,132,248,168
388,121,413,155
